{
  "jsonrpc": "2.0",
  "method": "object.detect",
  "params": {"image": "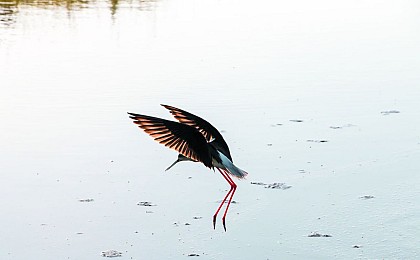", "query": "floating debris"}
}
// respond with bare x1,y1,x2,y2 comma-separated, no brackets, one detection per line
185,223,191,226
290,119,303,123
101,250,122,257
308,232,332,237
360,195,375,200
193,216,203,219
381,110,400,115
265,183,291,189
137,201,156,206
307,140,328,143
353,245,362,248
78,198,94,202
329,124,355,129
251,182,291,190
216,200,237,204
188,253,200,257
